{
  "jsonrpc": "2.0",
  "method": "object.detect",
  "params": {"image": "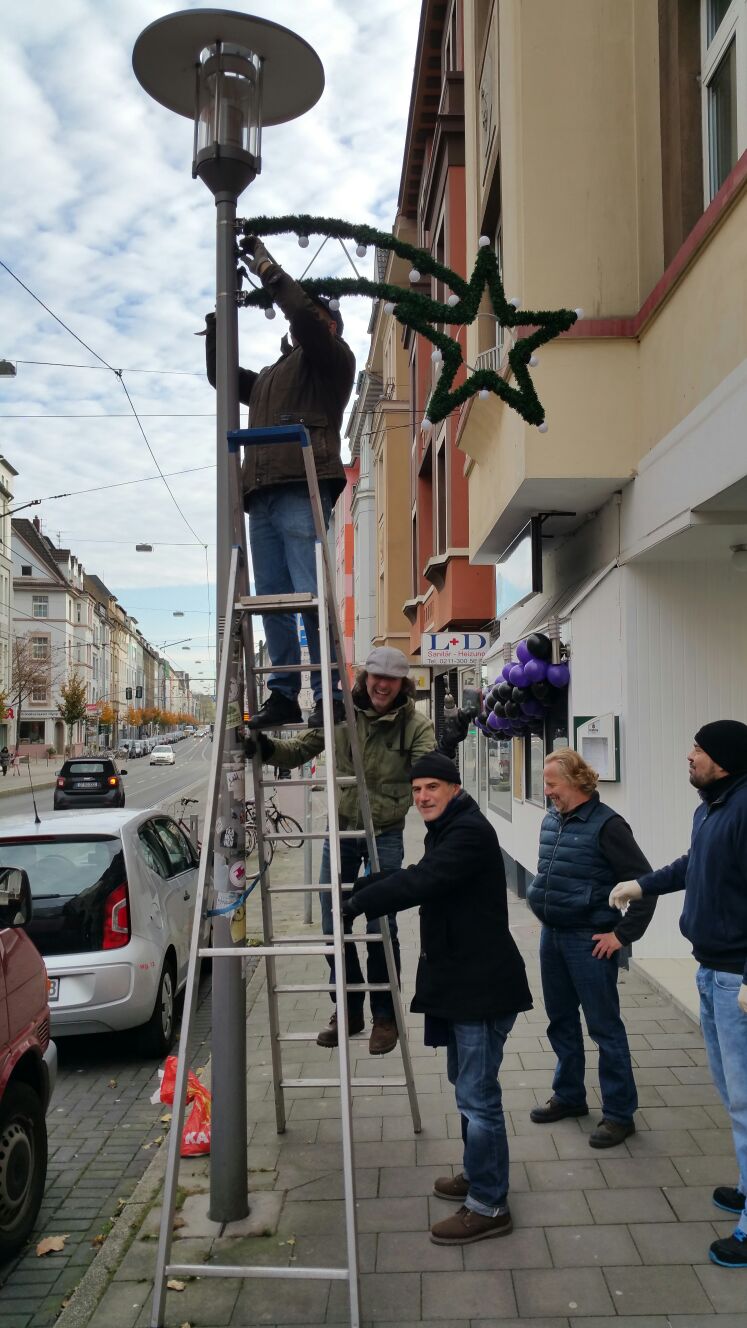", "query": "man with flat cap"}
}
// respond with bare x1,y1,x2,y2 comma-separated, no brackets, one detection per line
343,751,532,1246
612,720,747,1269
